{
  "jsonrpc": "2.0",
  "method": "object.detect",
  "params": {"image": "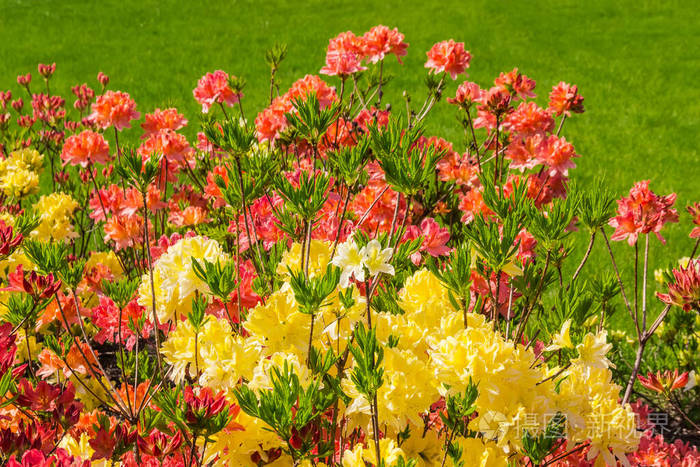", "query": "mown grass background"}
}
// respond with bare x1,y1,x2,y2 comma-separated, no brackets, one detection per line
1,0,698,331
